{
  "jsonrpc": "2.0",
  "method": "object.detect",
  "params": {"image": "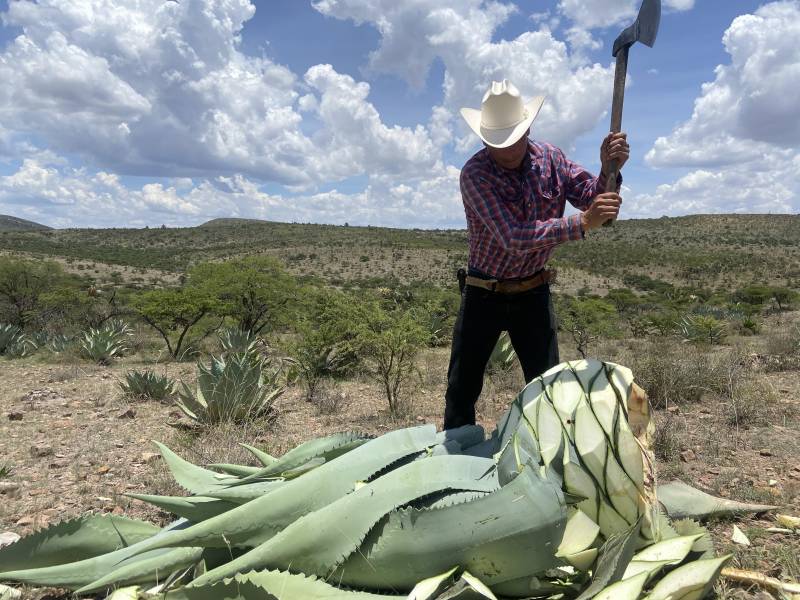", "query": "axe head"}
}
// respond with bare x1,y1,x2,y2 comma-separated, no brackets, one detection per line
612,0,661,57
